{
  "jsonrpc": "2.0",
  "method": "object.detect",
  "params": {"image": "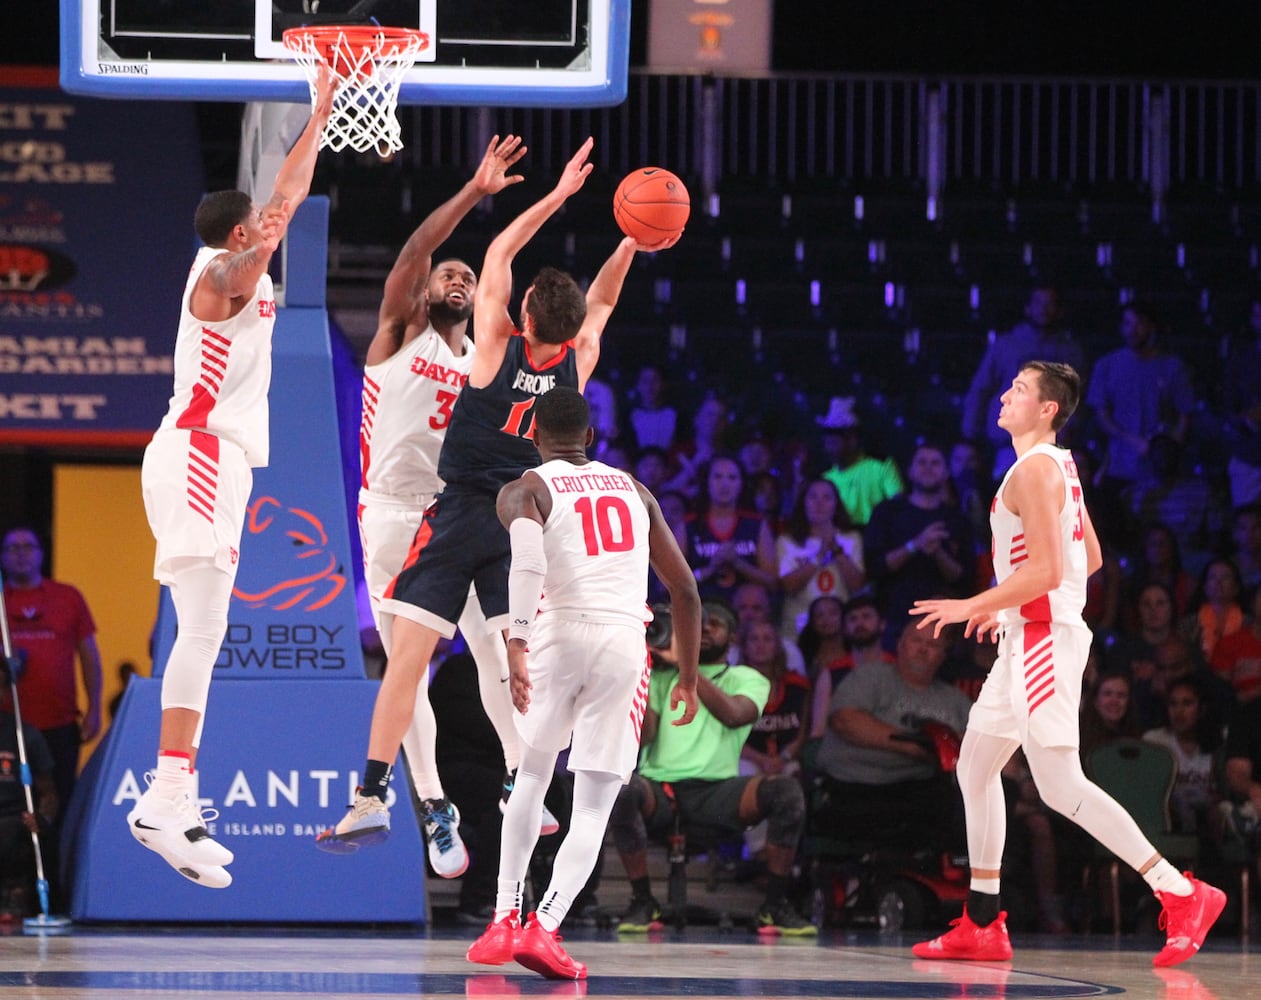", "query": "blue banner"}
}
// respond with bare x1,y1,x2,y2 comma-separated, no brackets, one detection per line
0,84,204,445
70,678,426,923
